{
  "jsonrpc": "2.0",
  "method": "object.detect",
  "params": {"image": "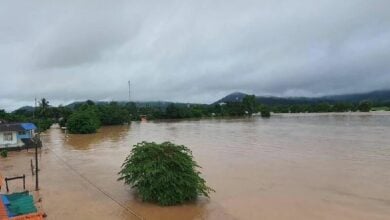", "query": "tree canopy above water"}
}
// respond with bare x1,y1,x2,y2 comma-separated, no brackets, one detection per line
118,141,214,206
